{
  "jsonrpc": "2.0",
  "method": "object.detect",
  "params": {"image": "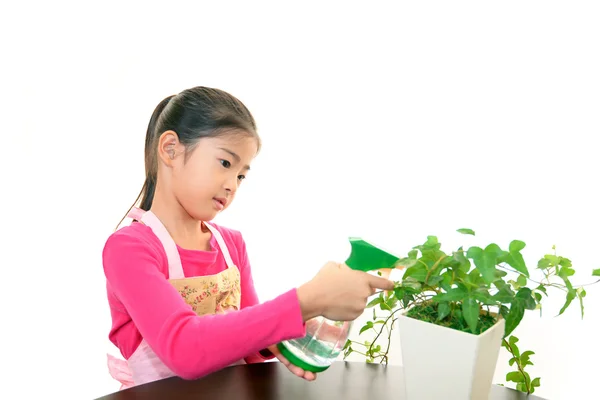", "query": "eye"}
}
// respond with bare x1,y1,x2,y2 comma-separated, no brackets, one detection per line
238,175,246,182
220,159,231,168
